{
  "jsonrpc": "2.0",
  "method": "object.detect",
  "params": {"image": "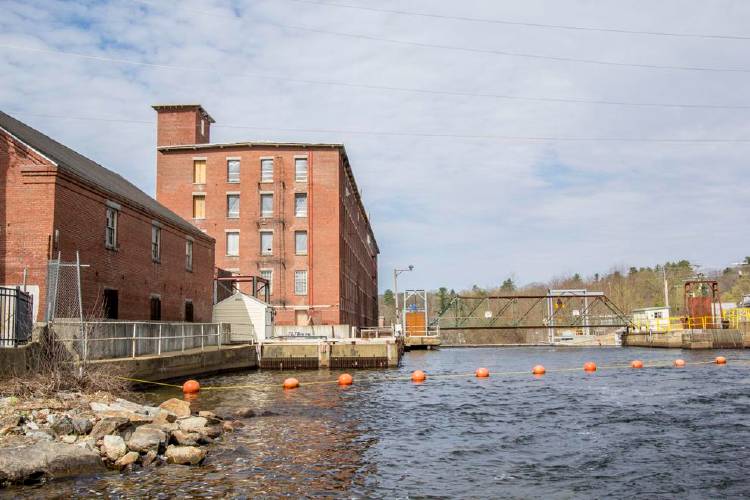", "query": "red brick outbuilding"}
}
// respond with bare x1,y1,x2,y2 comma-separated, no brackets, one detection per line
0,111,215,322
